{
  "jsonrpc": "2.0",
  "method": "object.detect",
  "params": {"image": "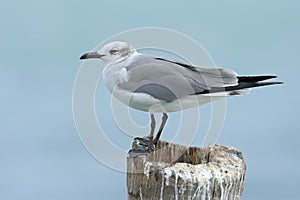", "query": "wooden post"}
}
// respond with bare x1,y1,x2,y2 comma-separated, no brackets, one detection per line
127,140,246,200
